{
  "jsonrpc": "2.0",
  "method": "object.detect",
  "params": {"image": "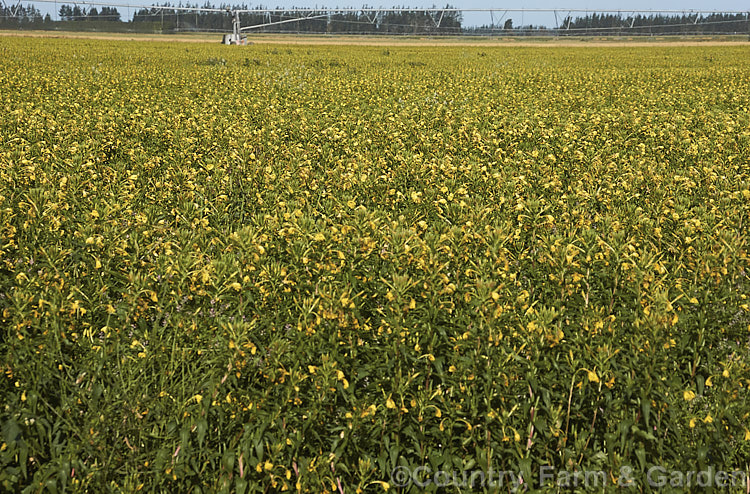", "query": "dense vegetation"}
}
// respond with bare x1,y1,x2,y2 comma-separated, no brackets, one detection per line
1,39,749,492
